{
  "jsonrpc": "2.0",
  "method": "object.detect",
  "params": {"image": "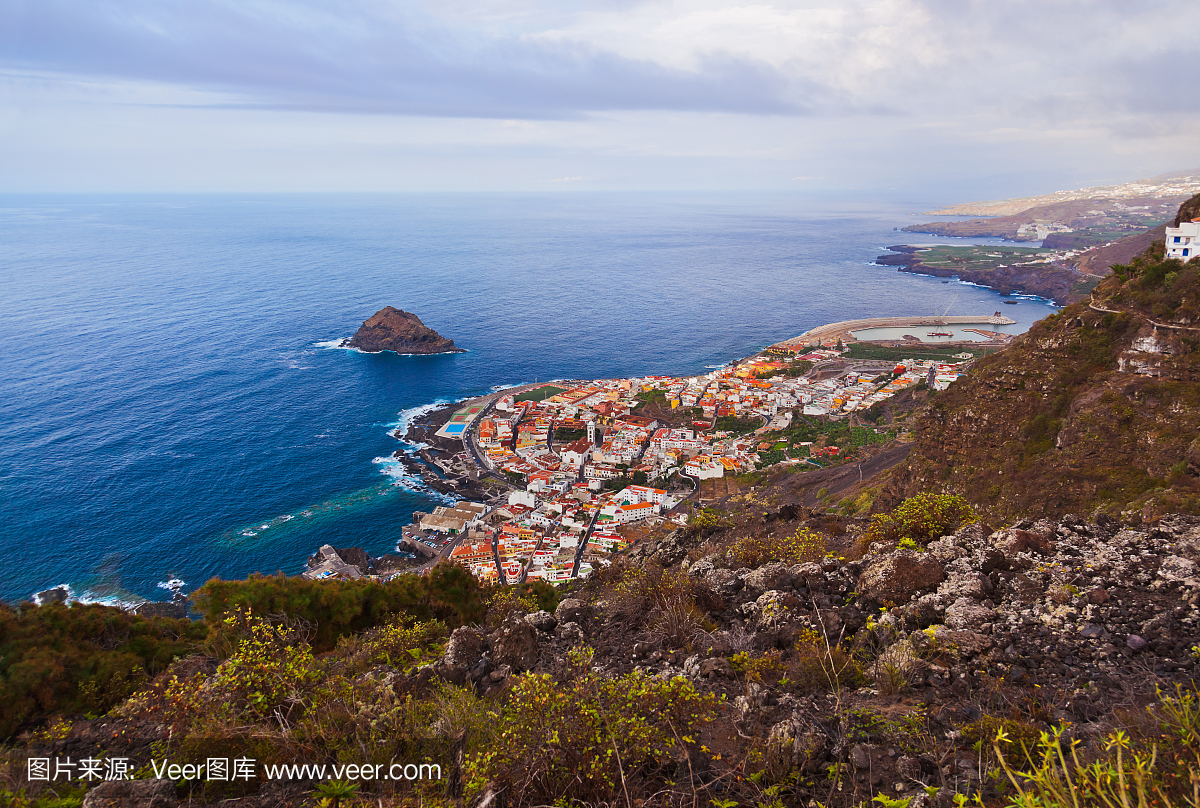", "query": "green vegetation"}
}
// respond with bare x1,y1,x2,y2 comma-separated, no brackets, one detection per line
756,360,813,379
910,244,1049,272
843,342,995,361
552,425,587,442
465,647,720,805
992,686,1200,808
714,415,762,434
513,385,566,403
1108,251,1200,324
635,388,668,406
726,526,825,567
862,492,978,550
194,567,557,653
753,419,897,469
0,601,205,739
